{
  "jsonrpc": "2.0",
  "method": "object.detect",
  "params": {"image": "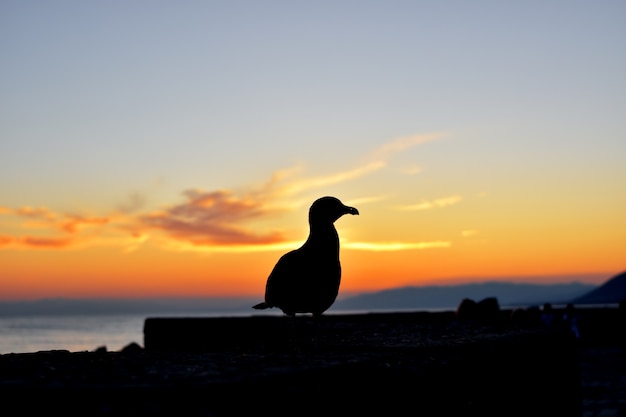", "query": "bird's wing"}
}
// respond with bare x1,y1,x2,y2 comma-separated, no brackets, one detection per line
265,250,303,306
